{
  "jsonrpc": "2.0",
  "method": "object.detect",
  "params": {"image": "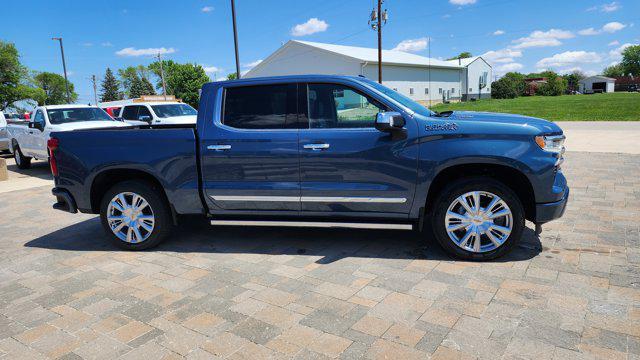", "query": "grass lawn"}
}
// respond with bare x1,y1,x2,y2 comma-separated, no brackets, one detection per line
430,92,640,121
